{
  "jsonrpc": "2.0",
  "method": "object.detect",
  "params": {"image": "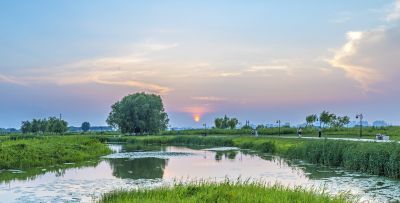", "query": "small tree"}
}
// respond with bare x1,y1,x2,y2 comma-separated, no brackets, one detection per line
319,111,335,128
305,114,317,127
341,116,350,128
227,118,239,129
21,121,32,134
214,115,239,129
81,122,91,132
214,118,223,129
